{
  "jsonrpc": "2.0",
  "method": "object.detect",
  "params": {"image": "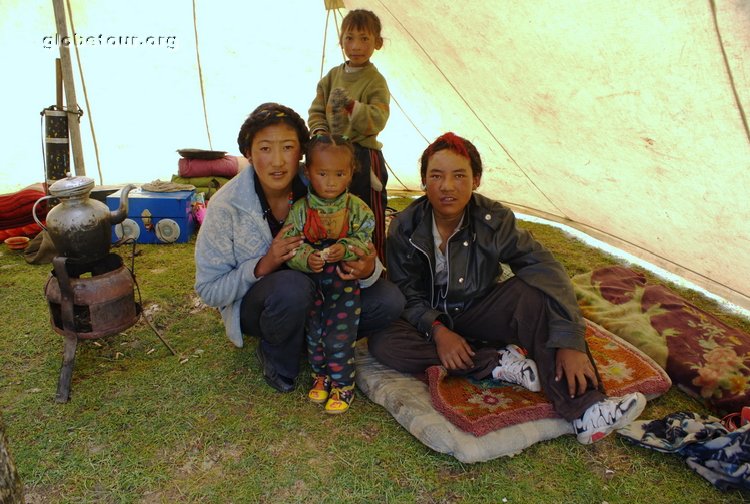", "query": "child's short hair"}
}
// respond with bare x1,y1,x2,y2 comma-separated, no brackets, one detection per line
306,134,359,174
237,102,309,157
420,132,483,180
339,9,382,42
